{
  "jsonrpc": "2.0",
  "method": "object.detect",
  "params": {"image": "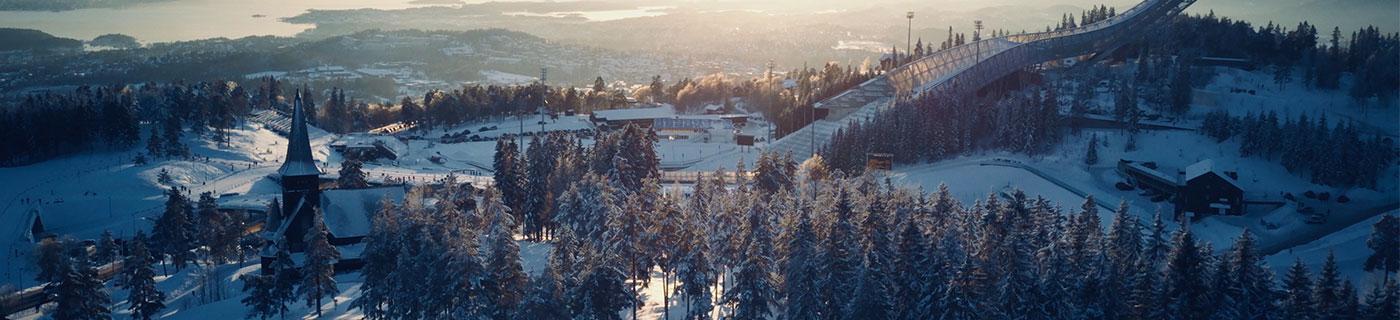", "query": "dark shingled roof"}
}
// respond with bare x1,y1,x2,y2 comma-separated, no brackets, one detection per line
278,92,321,177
